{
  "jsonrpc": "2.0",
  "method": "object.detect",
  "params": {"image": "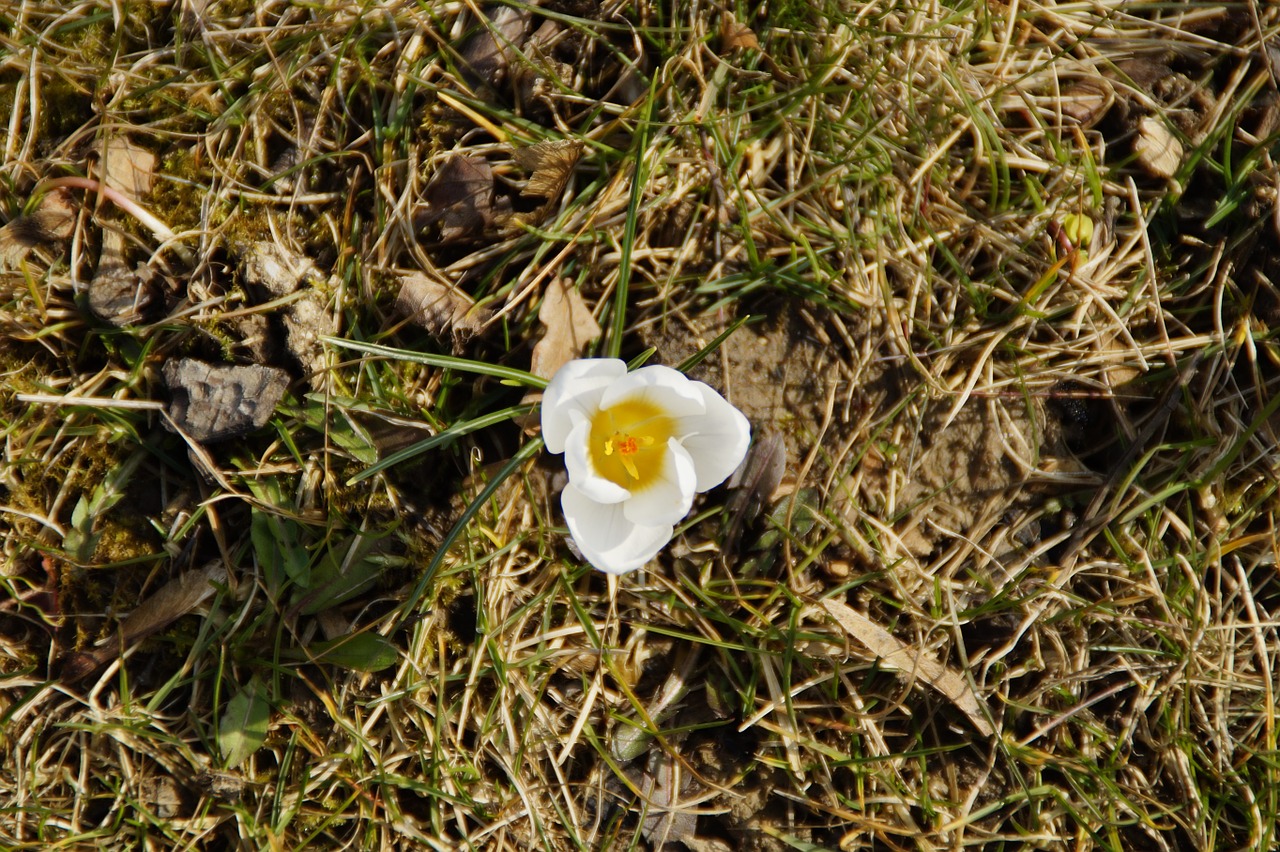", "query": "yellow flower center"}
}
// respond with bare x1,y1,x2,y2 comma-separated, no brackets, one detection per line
589,398,674,489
